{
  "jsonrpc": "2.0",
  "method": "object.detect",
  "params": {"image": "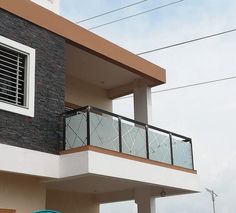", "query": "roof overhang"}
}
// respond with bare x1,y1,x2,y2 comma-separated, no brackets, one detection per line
0,0,166,92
